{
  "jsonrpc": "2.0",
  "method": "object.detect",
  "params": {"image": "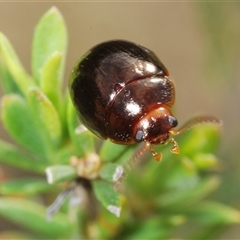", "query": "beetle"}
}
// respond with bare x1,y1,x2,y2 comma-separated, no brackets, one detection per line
69,40,219,161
